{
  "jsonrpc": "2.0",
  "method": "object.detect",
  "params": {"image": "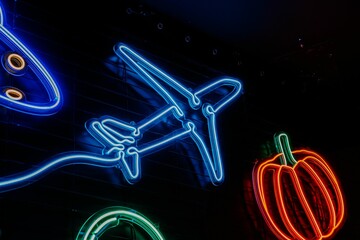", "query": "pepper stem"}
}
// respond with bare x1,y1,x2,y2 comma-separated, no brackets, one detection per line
274,132,297,166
